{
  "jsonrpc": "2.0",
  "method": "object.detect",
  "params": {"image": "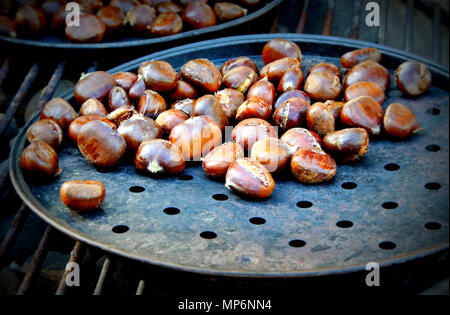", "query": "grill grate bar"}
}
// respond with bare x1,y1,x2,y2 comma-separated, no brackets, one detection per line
136,280,145,295
349,0,361,39
377,0,388,45
404,0,415,51
55,241,85,295
295,0,309,34
93,257,111,295
0,204,29,266
0,56,11,86
16,226,53,295
322,0,335,36
432,3,442,63
270,5,282,33
36,61,66,113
